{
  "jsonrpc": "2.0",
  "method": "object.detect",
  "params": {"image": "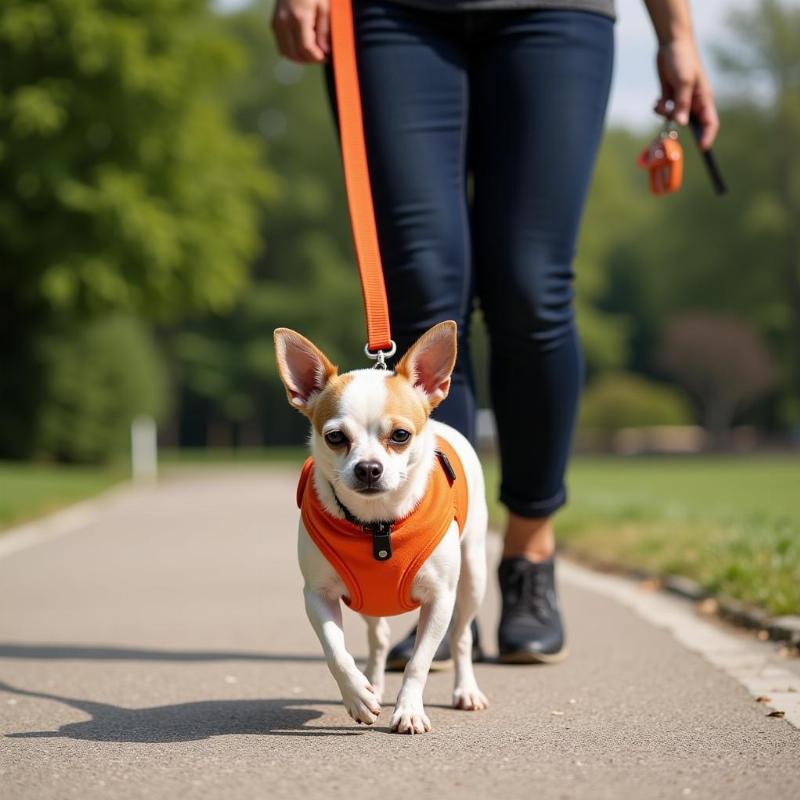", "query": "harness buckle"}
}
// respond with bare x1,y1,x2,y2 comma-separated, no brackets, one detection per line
369,521,393,561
